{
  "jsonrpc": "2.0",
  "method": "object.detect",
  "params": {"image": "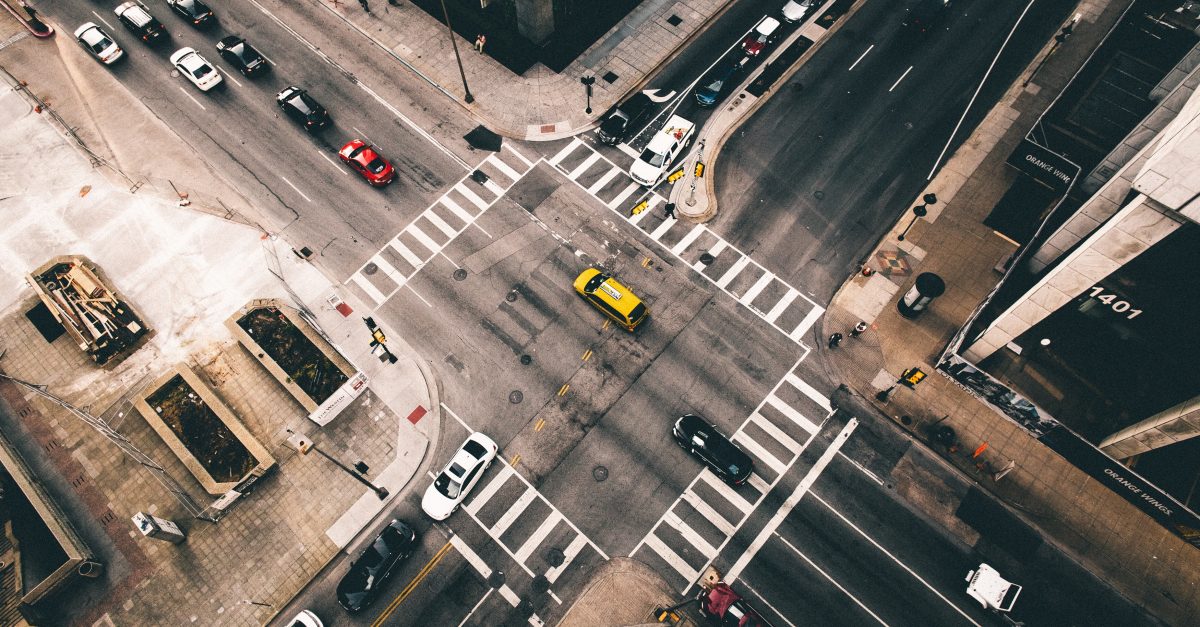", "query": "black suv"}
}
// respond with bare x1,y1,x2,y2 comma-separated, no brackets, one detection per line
598,92,653,145
114,1,167,45
277,86,331,132
672,414,754,485
167,0,215,29
336,520,418,612
216,36,269,77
